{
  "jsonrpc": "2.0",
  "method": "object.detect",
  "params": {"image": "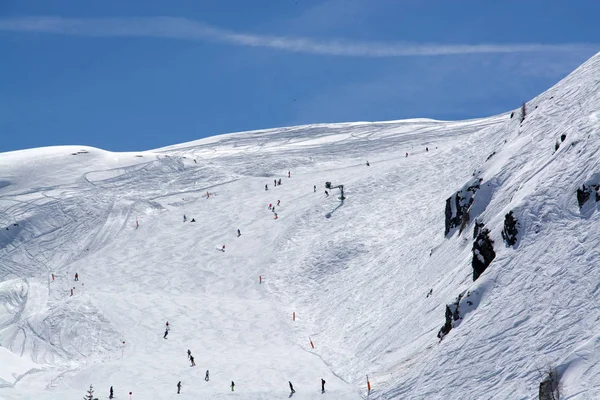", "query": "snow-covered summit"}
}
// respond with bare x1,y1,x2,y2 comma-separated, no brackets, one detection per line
1,51,600,399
